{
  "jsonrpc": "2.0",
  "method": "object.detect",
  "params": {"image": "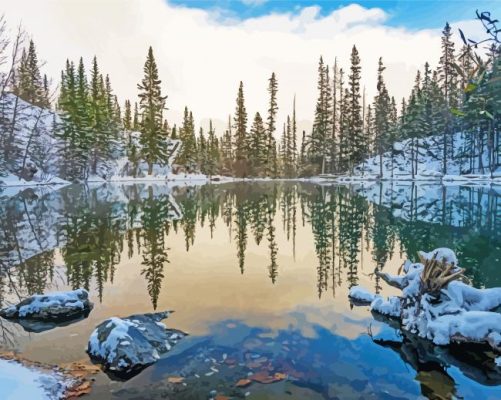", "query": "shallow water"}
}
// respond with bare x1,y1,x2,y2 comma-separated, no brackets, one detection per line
0,181,500,399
